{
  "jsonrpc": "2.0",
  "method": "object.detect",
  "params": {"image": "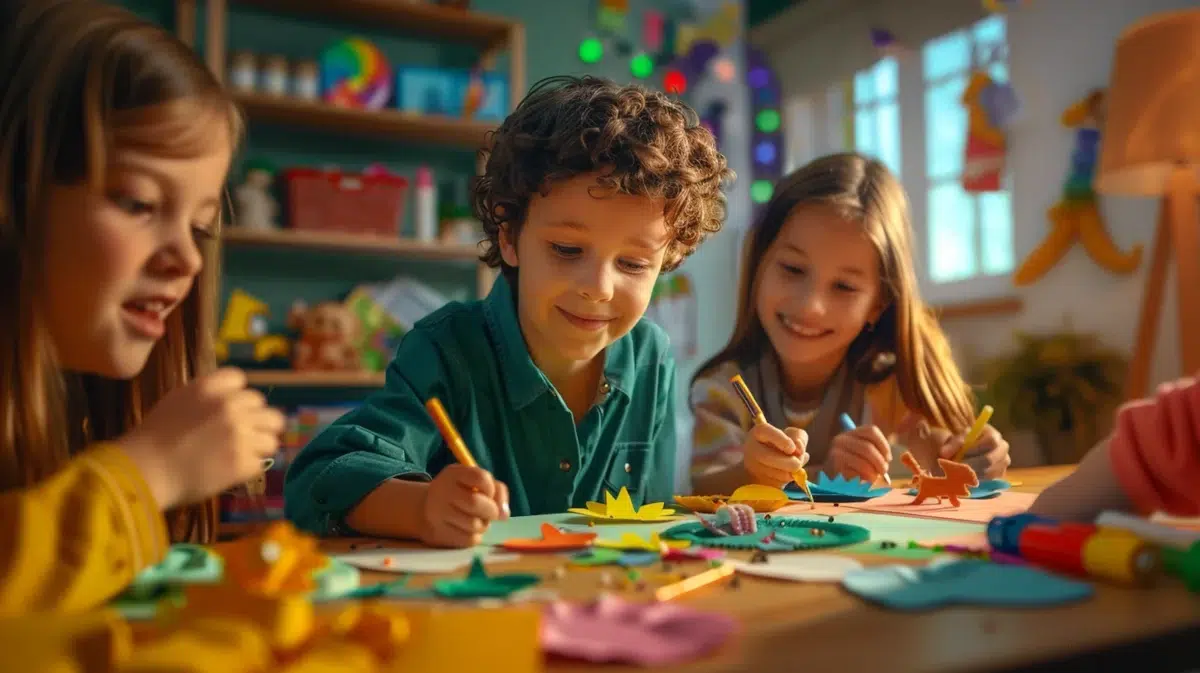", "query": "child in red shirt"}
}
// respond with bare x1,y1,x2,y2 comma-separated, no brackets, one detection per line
1030,376,1200,520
